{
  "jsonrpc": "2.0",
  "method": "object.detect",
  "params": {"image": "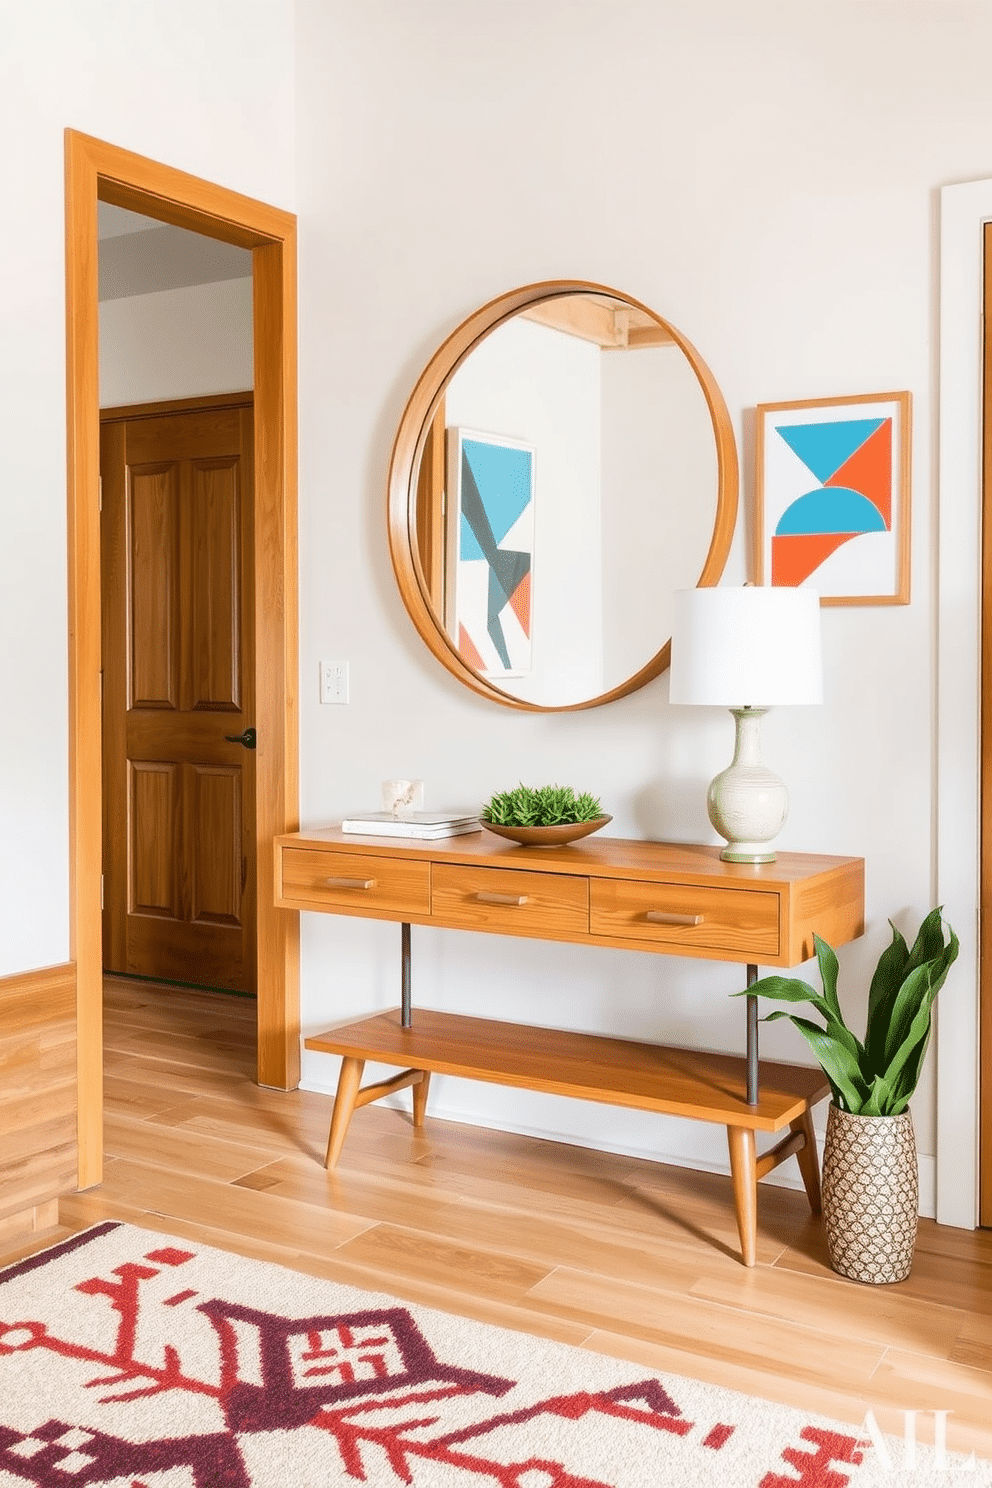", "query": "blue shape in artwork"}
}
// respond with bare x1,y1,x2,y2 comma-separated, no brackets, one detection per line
774,487,887,537
775,418,886,484
461,439,532,550
460,511,485,563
